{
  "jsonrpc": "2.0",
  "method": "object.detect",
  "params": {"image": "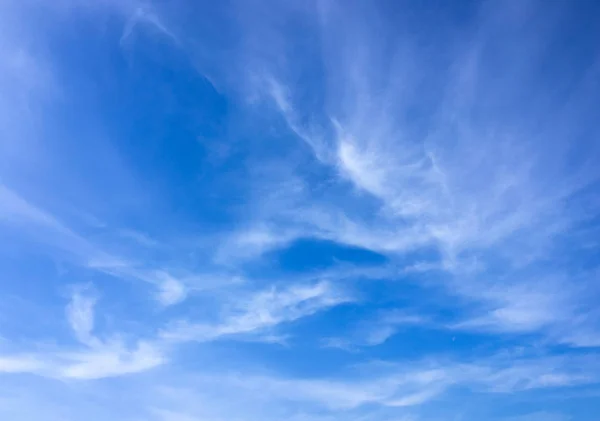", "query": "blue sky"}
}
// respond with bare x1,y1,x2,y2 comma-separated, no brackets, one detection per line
1,0,600,420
